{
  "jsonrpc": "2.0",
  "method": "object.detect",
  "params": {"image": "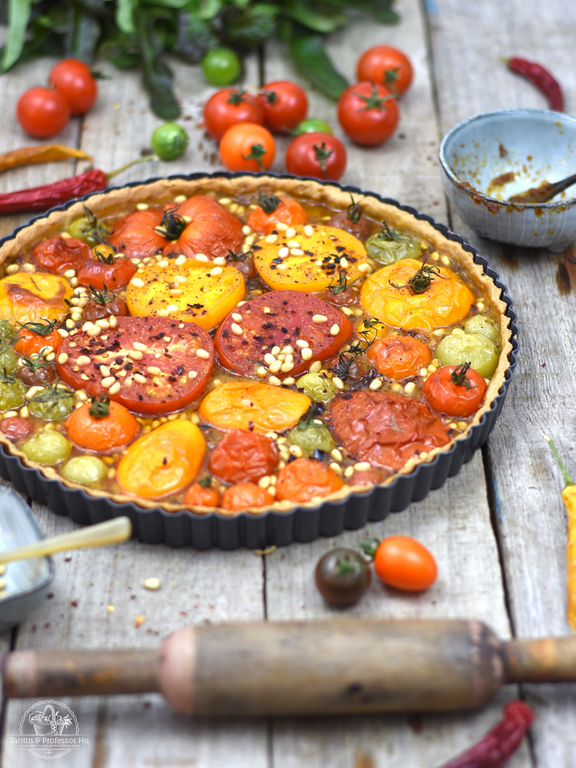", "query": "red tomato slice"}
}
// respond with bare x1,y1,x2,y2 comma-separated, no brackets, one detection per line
214,289,353,378
77,257,137,290
31,236,92,274
56,316,214,414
